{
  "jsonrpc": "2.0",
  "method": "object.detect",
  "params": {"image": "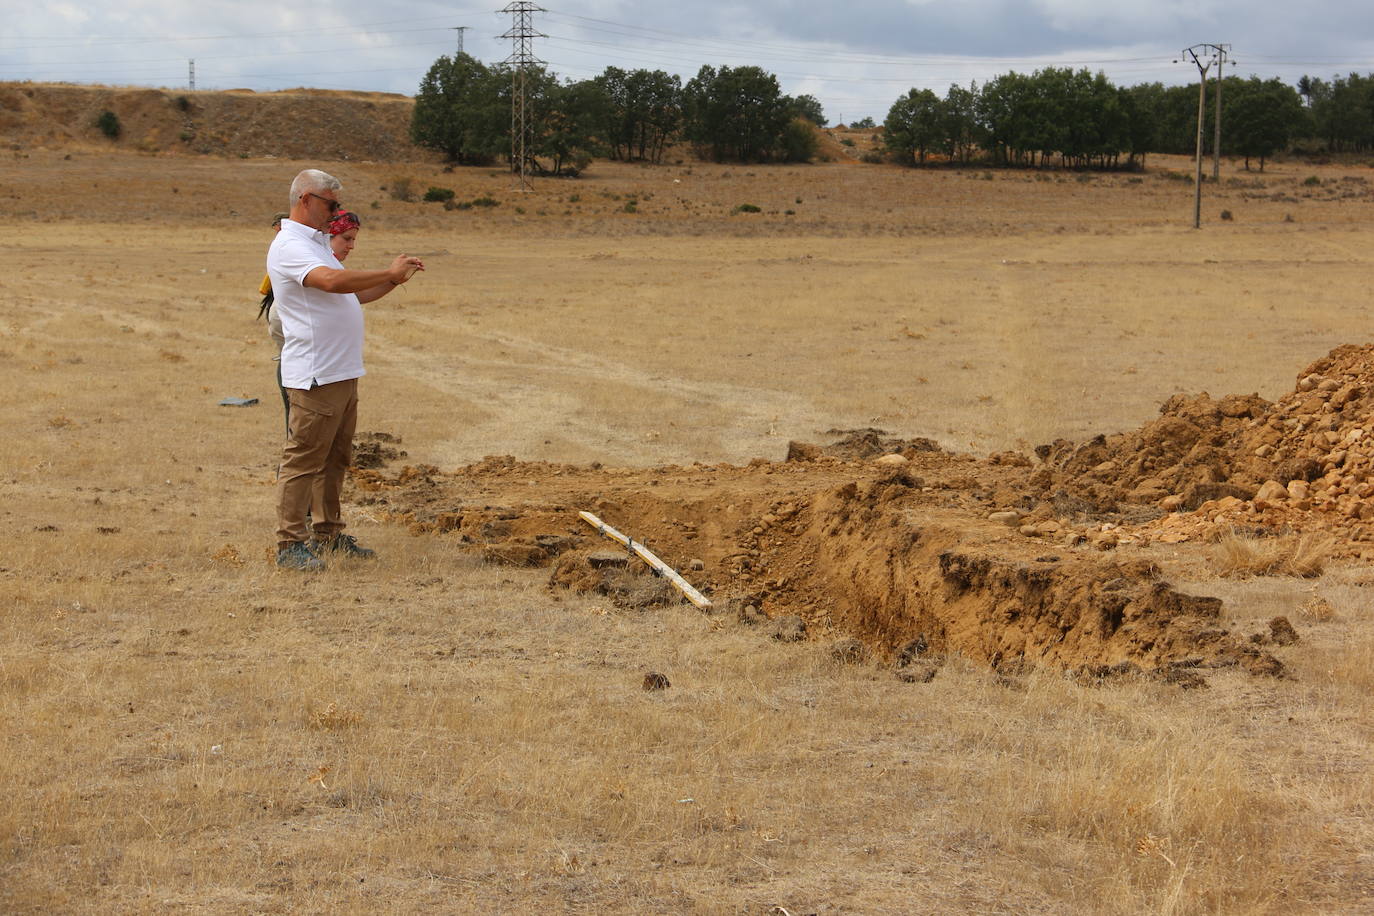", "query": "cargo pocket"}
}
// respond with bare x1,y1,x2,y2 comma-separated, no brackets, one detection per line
287,389,336,446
